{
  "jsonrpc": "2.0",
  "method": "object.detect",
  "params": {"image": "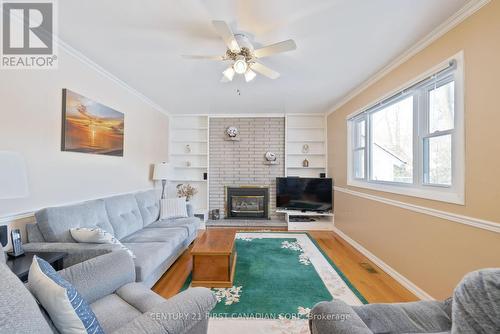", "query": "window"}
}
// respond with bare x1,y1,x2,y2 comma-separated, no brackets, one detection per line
347,53,464,204
371,96,413,183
